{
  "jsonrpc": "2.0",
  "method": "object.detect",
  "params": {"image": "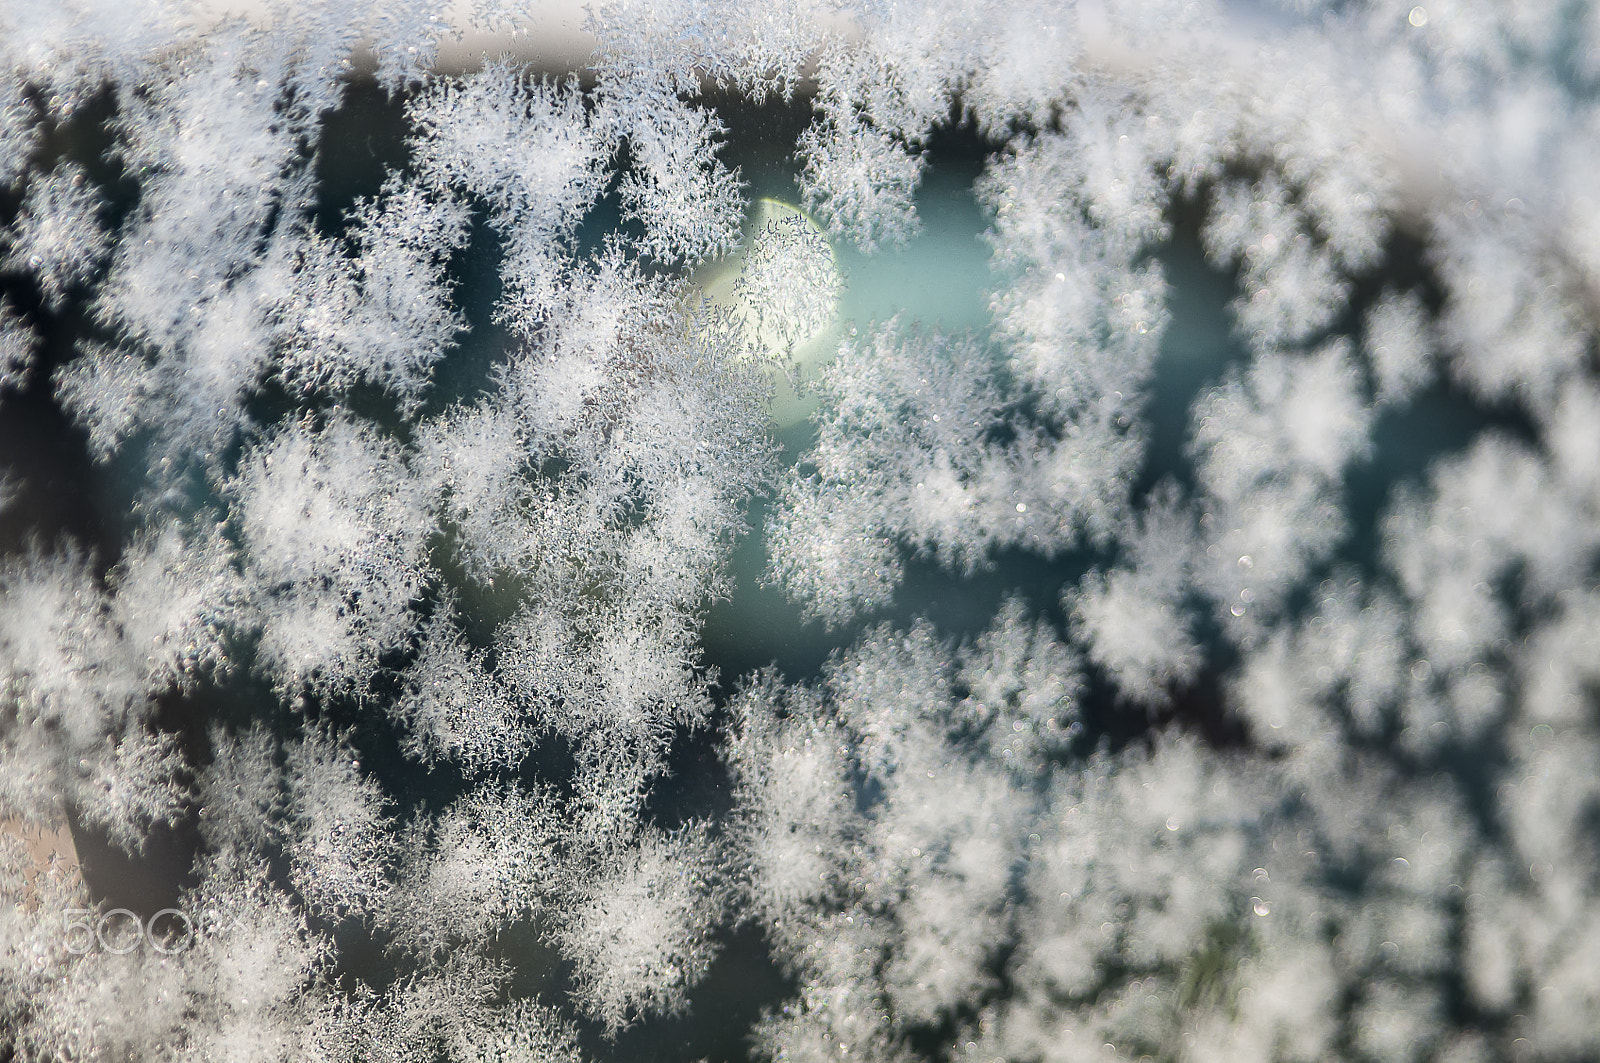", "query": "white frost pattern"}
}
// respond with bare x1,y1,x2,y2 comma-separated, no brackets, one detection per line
0,1,1596,1061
